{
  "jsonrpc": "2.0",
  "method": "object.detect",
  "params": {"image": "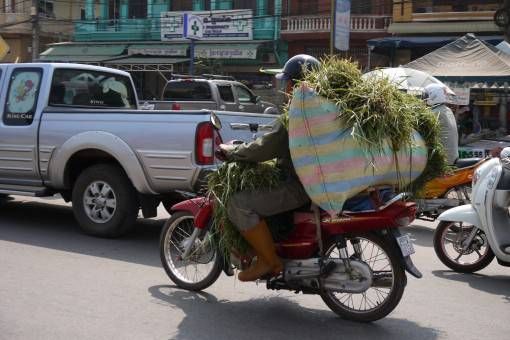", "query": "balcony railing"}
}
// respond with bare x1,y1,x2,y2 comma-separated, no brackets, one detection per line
281,15,392,34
